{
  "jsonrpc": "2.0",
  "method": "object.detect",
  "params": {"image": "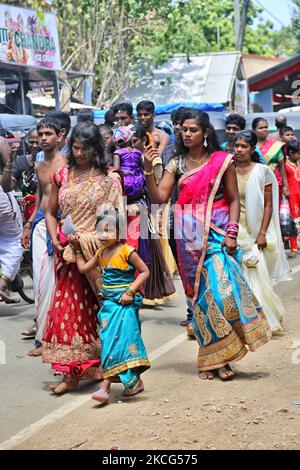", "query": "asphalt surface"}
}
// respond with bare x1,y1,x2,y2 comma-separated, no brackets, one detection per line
0,255,299,448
